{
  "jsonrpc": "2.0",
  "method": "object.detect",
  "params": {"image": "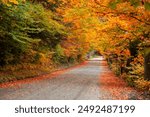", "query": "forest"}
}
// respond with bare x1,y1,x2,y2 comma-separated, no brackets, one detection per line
0,0,150,93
